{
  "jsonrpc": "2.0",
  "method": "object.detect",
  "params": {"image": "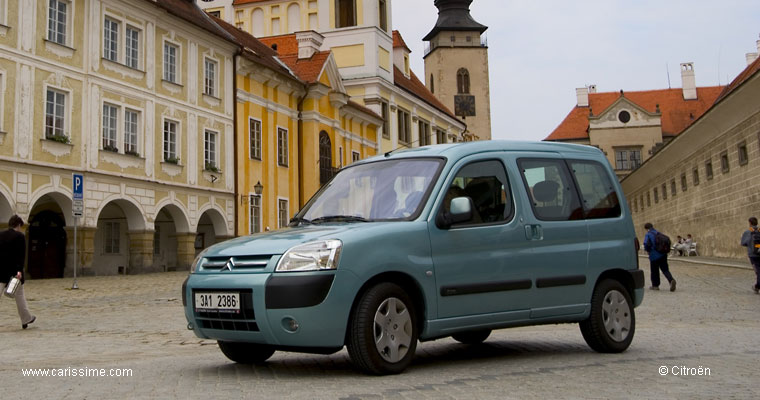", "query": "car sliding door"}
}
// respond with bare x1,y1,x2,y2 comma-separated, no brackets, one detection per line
517,157,589,318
